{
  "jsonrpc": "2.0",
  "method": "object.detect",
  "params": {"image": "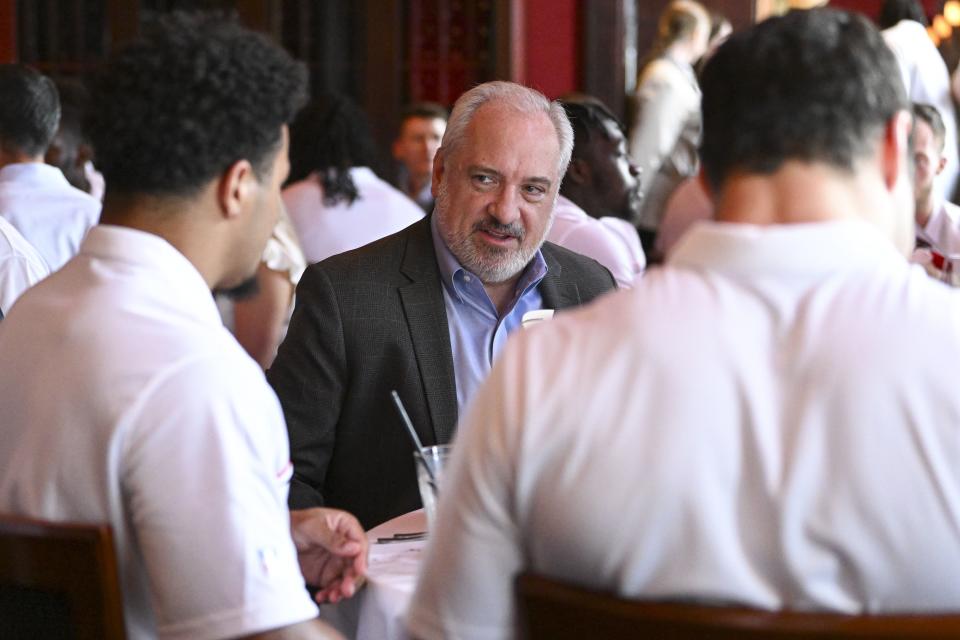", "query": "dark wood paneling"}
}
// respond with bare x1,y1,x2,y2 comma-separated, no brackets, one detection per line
362,0,404,158
495,0,522,82
581,0,628,120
